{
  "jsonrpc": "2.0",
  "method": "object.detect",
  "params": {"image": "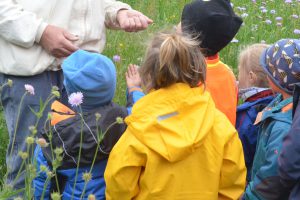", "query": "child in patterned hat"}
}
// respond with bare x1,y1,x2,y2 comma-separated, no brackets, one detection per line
243,39,300,200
